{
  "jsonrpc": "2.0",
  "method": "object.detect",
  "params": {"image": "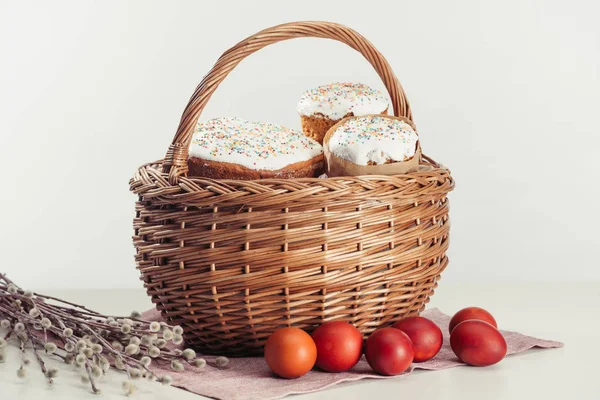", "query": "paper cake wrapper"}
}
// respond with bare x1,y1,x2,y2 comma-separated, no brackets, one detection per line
323,115,421,177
